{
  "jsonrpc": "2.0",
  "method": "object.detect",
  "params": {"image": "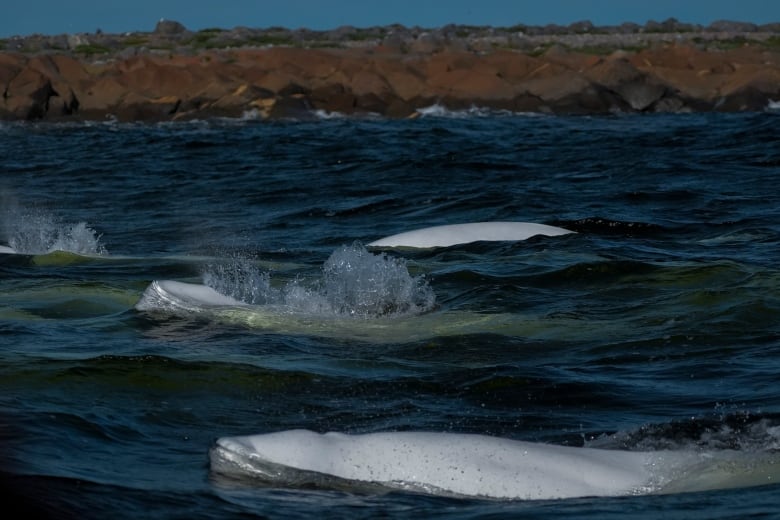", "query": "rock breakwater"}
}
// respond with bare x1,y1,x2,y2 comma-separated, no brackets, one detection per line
1,19,779,120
